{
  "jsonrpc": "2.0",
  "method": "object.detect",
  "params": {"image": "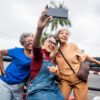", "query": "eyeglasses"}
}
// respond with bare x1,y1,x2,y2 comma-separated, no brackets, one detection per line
46,40,57,46
24,40,33,44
